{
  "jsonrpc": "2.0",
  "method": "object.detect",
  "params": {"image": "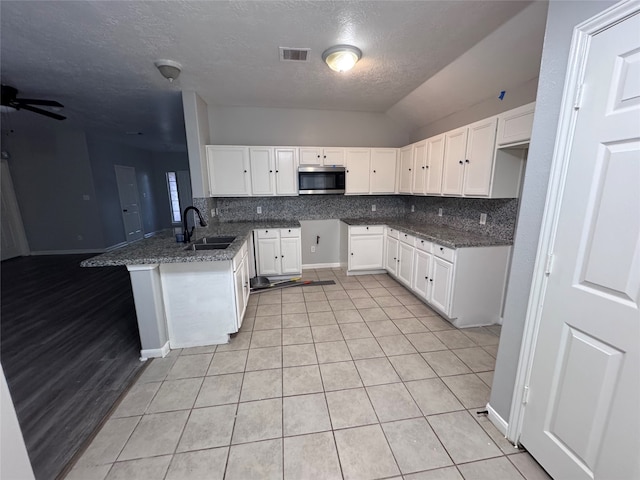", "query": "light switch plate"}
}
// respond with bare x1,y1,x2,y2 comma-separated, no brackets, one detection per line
371,204,376,212
480,213,487,225
411,205,415,212
438,208,443,217
257,206,262,214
